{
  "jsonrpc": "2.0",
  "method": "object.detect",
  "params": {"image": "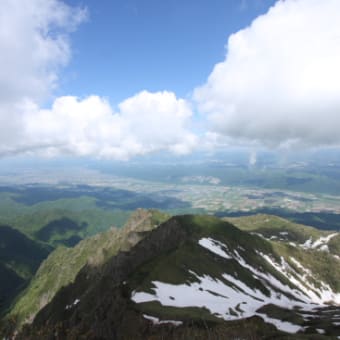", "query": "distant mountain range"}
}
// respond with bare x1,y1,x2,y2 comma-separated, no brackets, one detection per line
2,211,340,339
